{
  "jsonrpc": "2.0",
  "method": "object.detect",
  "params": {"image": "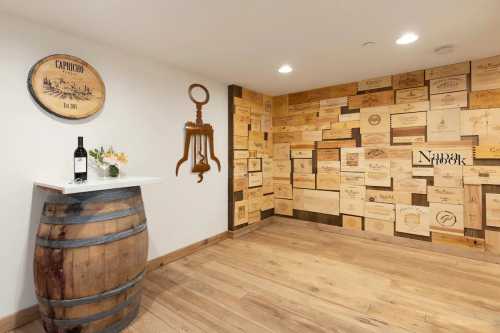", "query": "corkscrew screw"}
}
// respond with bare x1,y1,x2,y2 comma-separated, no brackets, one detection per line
175,84,221,183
